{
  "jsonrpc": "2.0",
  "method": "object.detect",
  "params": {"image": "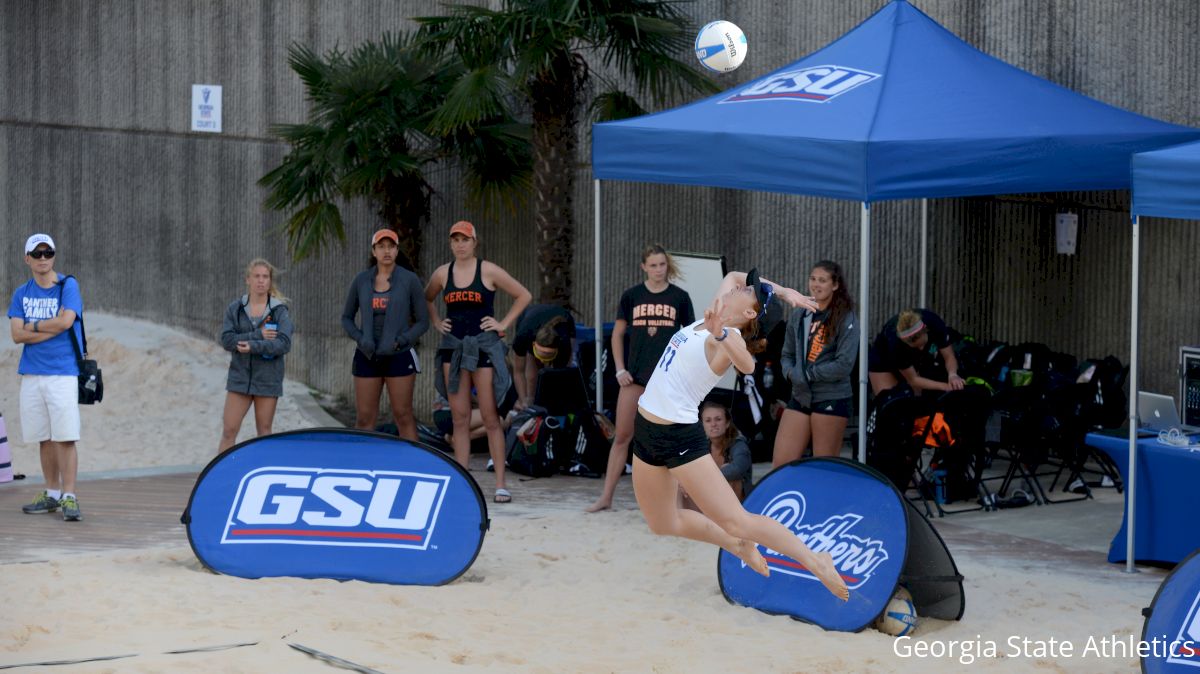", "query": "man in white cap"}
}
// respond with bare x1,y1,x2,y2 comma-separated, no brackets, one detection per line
7,234,85,521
